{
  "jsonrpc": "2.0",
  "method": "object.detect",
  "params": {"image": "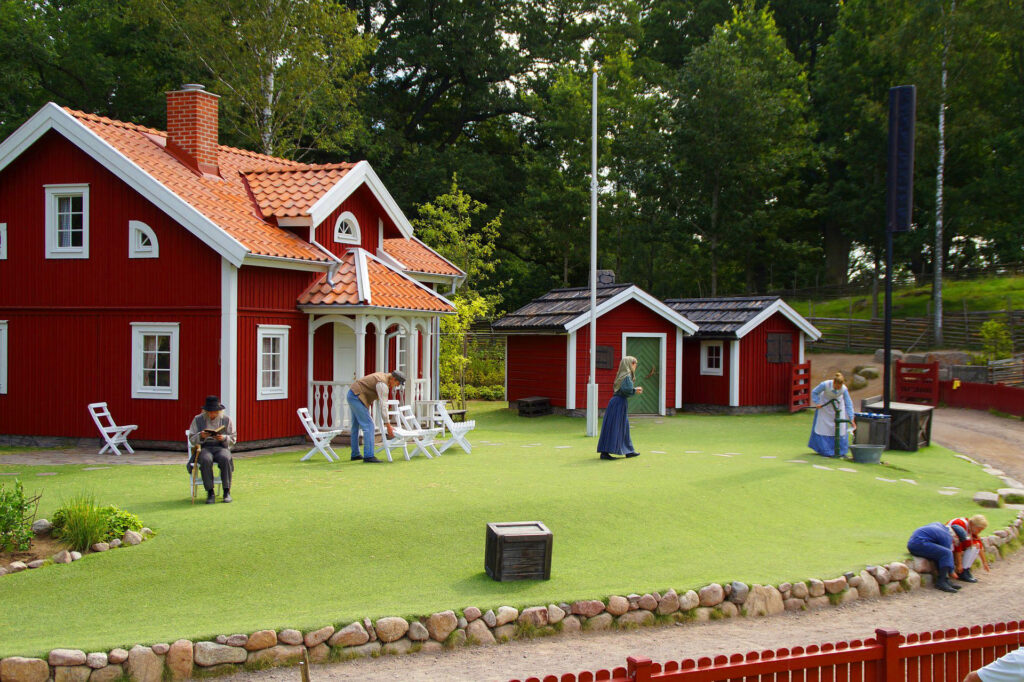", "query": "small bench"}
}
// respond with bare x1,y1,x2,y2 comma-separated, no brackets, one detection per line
518,396,552,418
